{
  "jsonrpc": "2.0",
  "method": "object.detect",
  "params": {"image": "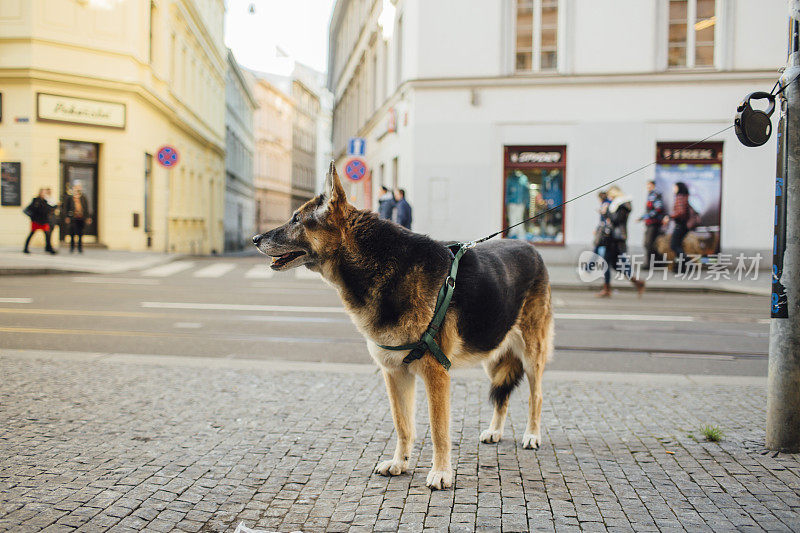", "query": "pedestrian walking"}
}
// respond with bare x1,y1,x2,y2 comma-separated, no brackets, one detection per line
593,191,611,254
596,186,645,298
664,181,694,273
638,180,665,269
393,189,412,230
22,188,57,254
377,186,396,219
63,182,92,253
